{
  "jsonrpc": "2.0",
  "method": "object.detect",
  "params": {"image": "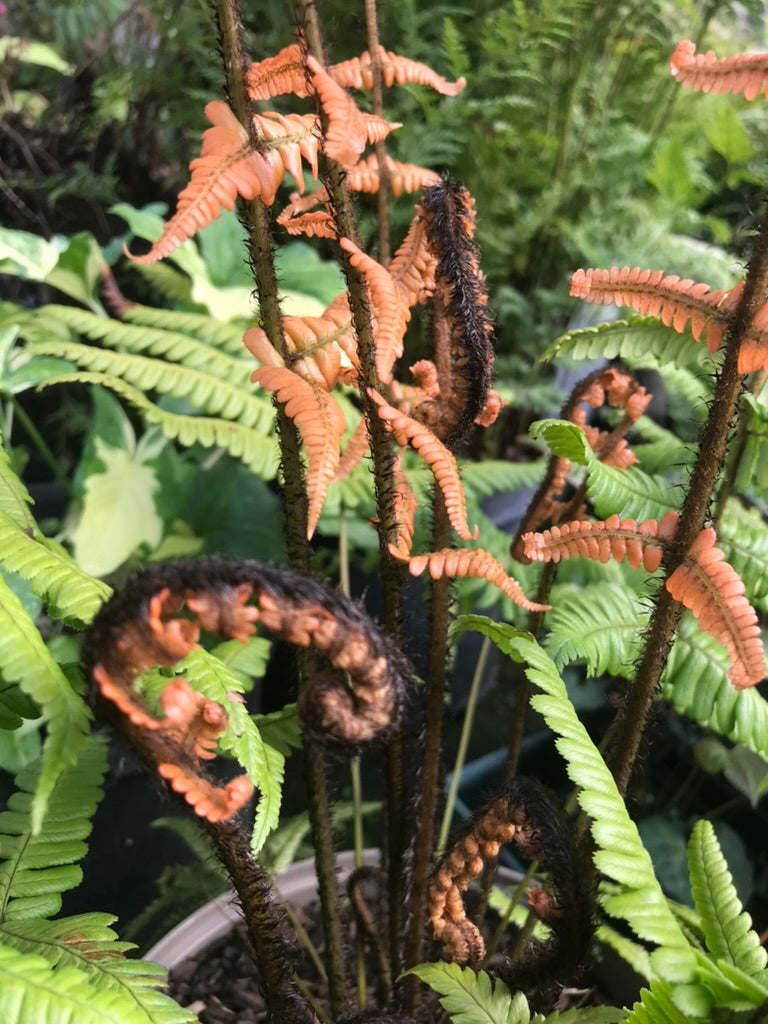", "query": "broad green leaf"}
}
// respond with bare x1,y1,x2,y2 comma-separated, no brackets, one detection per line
405,962,526,1024
0,228,60,281
71,440,162,576
0,38,72,72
